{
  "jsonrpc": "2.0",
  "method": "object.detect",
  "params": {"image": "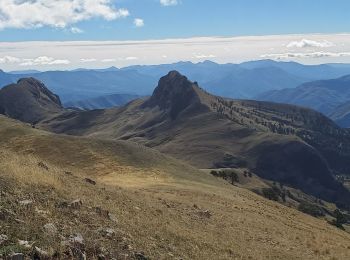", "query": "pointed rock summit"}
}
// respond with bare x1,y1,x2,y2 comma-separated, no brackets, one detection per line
0,78,63,123
17,78,62,107
144,71,206,119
